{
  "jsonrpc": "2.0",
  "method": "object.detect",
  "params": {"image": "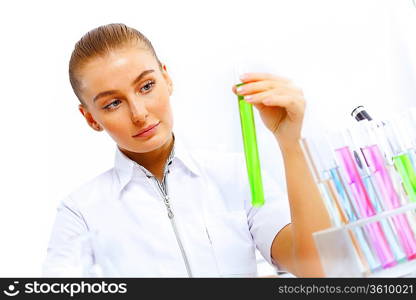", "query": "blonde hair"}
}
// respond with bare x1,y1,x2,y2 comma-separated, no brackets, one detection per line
69,23,162,105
